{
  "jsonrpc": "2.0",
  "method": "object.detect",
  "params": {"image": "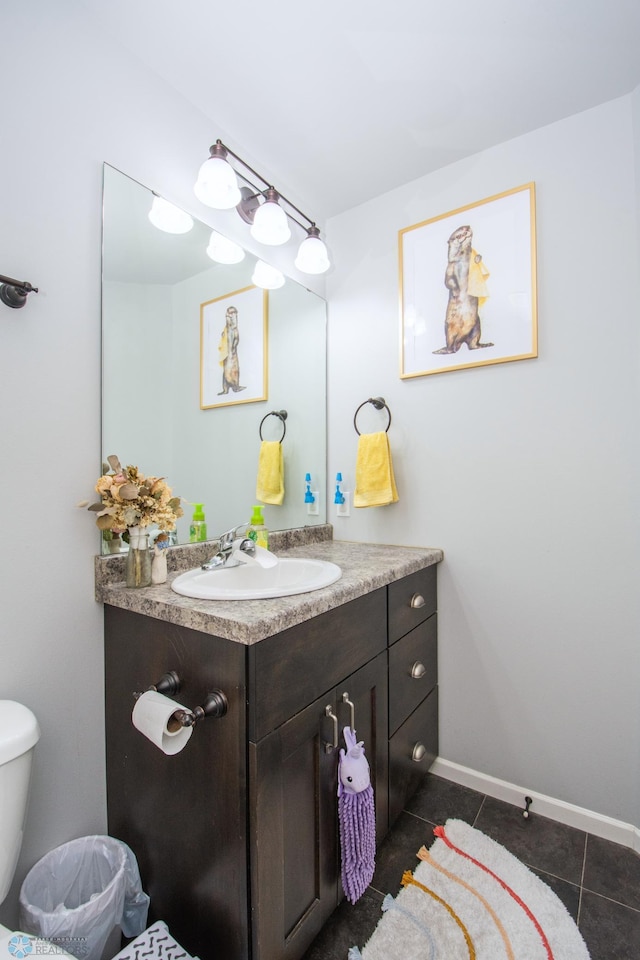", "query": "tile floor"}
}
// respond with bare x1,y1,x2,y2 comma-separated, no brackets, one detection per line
302,773,640,960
